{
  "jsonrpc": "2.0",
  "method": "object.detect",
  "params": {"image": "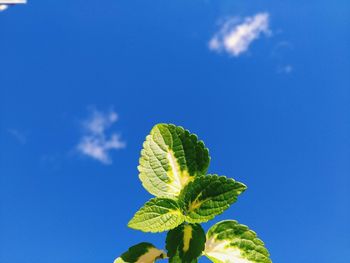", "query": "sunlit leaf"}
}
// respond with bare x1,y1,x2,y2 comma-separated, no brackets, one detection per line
139,124,210,198
204,220,272,263
179,175,246,223
128,198,184,232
